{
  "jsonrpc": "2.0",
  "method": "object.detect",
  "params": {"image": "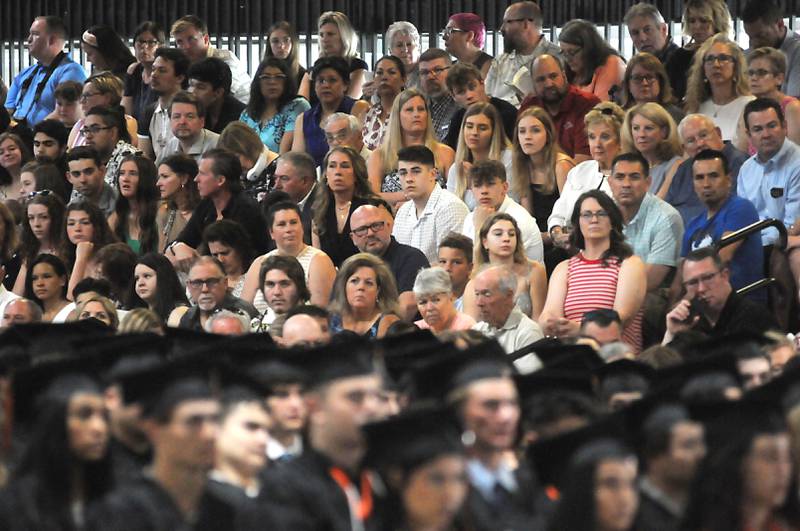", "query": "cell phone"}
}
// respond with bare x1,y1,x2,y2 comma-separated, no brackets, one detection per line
682,297,708,325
